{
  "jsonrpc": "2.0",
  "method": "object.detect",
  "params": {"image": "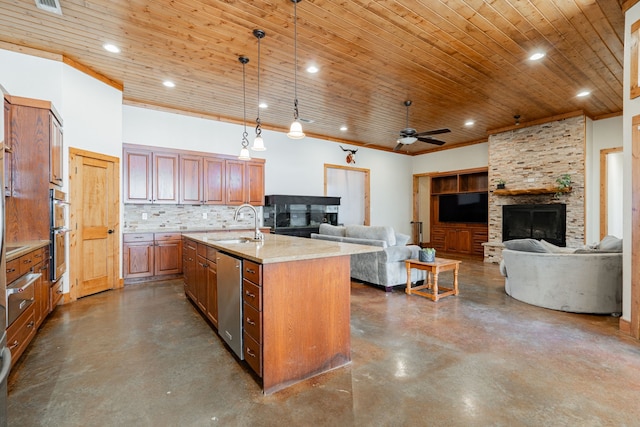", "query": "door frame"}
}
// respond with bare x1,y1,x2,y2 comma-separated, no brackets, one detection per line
324,164,370,226
599,147,623,239
68,147,122,302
